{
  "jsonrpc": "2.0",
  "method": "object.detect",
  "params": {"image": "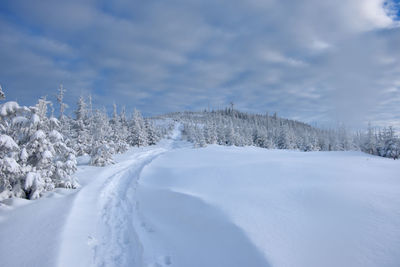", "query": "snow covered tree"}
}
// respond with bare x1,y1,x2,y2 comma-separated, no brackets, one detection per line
225,120,237,146
118,106,130,147
192,124,206,147
182,122,196,143
23,129,56,198
49,125,78,188
128,109,148,147
75,96,87,121
23,99,77,198
0,134,21,200
253,128,272,148
72,96,91,156
276,124,296,149
144,119,158,146
90,108,114,166
109,103,129,153
362,123,378,155
0,85,5,100
380,127,400,159
204,121,217,144
90,144,114,166
56,84,68,120
0,96,78,200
